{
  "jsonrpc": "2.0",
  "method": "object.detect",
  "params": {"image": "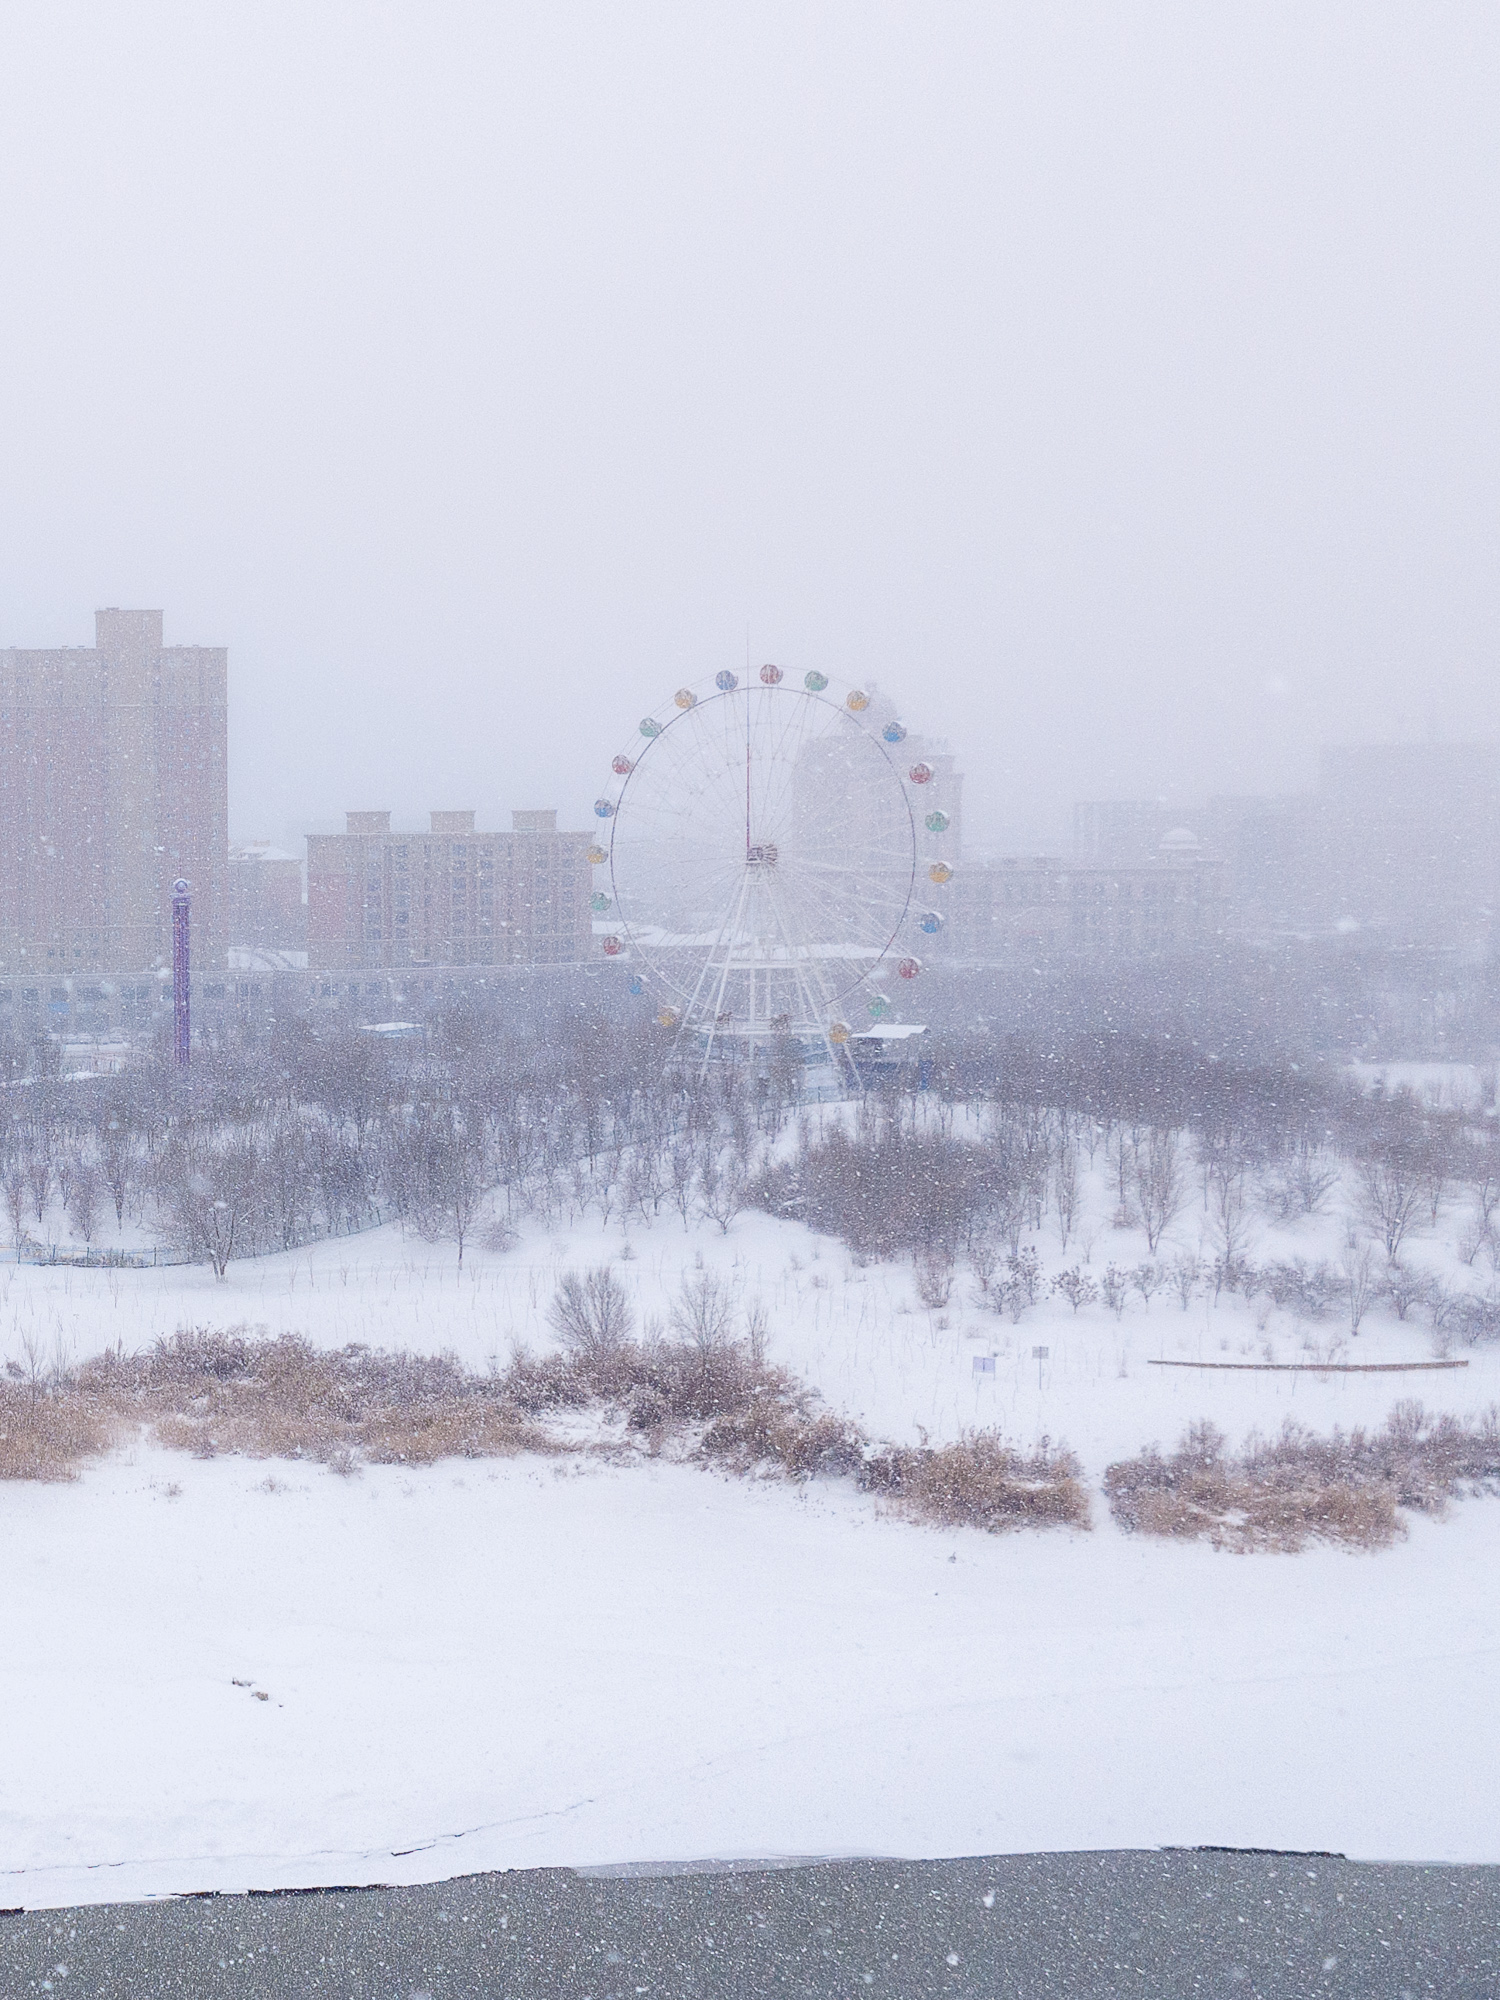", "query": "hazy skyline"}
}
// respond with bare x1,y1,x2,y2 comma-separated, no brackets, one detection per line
1,3,1496,856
